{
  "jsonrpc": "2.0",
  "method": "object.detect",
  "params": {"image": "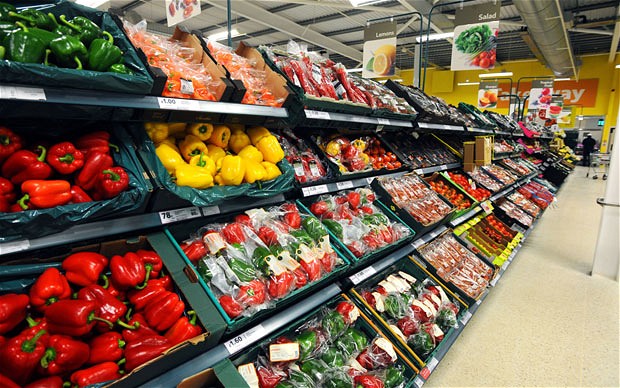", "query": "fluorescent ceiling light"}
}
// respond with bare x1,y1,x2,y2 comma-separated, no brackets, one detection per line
577,115,584,120
479,72,513,79
616,64,620,69
457,82,480,86
75,0,108,8
554,78,570,81
346,68,363,73
208,28,243,42
416,32,454,43
349,0,387,6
